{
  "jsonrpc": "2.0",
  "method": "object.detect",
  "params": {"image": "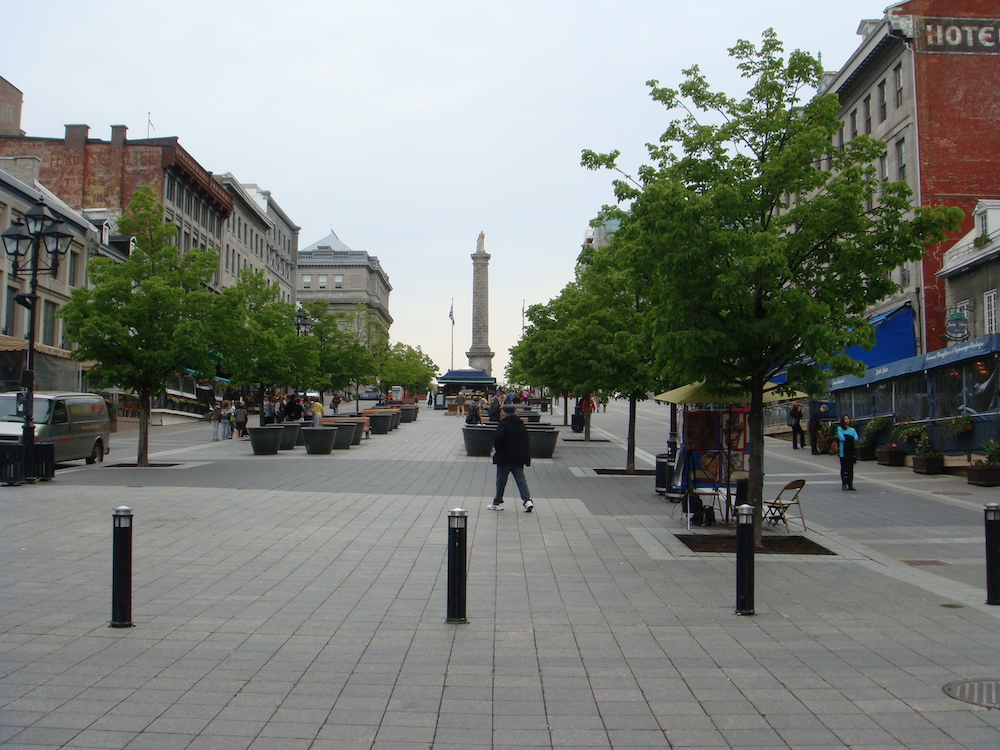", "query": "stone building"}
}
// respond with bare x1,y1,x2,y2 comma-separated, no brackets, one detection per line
296,231,392,329
214,175,298,302
821,0,1000,354
0,161,103,390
